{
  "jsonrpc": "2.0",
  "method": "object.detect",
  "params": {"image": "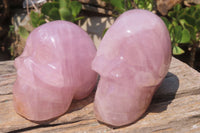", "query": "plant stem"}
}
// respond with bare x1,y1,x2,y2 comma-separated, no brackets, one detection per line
131,0,138,8
26,0,29,15
124,0,127,10
3,0,9,16
30,0,39,12
189,42,197,67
